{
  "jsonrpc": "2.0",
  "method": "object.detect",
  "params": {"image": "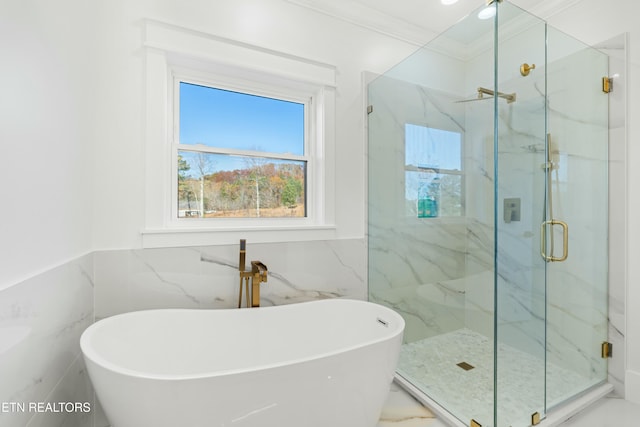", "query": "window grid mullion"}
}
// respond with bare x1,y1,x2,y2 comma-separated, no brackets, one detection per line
175,144,308,163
